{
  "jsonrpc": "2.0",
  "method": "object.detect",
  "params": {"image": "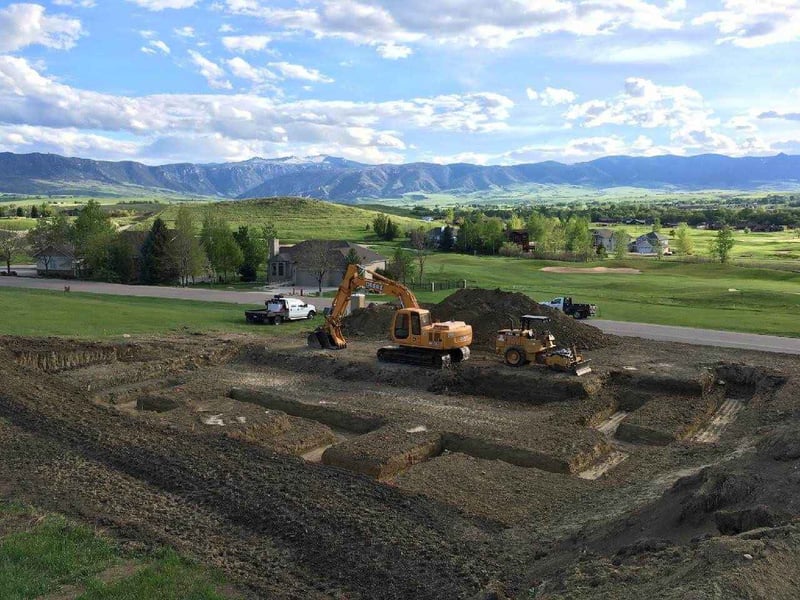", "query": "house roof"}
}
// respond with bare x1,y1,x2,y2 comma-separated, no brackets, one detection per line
274,240,386,265
33,244,75,259
592,228,614,238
